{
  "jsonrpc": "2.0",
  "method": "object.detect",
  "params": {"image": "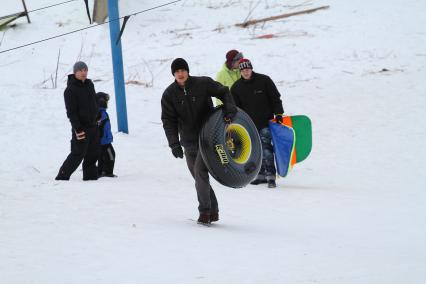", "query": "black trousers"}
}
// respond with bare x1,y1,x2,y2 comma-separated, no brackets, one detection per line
57,126,100,180
184,146,218,214
98,143,115,175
